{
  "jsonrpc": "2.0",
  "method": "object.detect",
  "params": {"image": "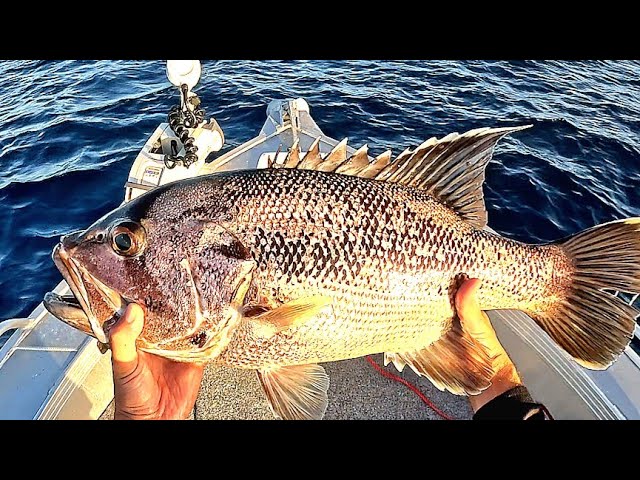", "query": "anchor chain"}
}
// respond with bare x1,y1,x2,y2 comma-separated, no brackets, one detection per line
164,83,206,169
